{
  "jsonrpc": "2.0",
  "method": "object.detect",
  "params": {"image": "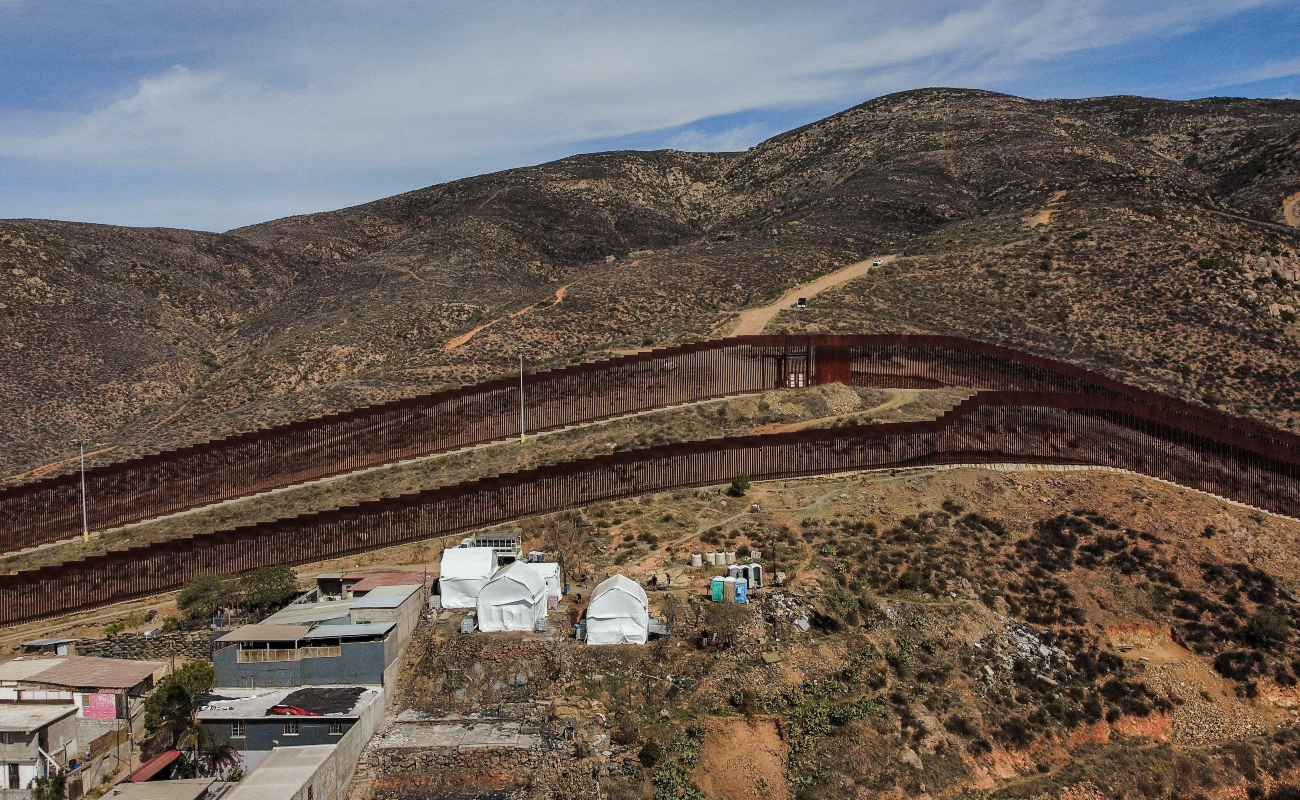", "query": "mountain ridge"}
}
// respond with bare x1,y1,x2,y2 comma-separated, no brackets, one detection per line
2,87,1298,480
